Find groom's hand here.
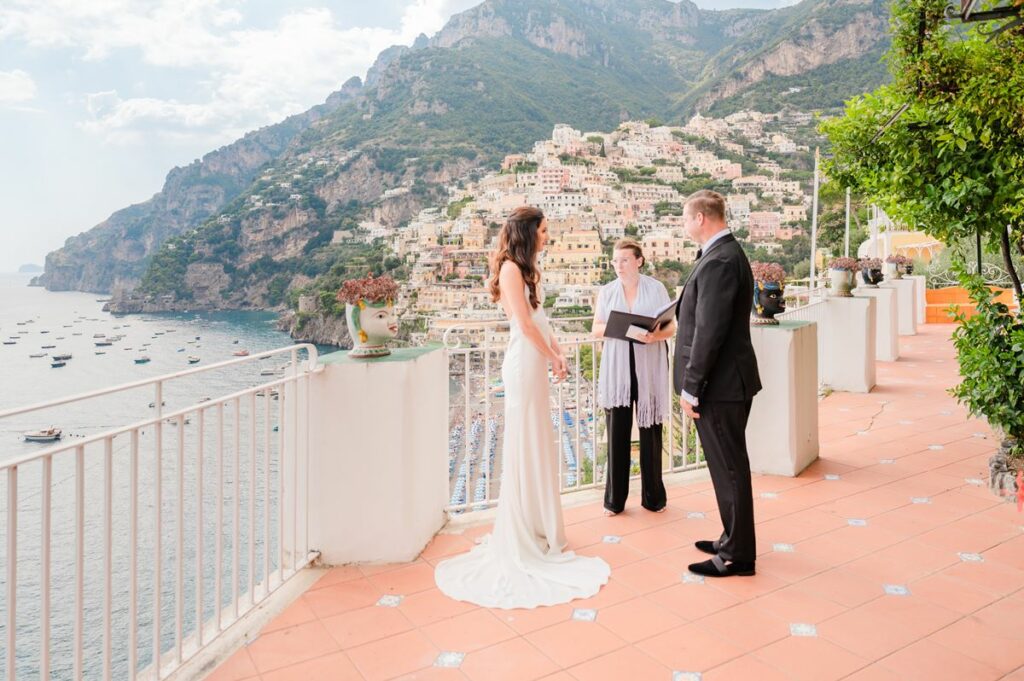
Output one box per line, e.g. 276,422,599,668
680,396,700,420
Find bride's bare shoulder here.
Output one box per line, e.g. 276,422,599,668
499,260,523,282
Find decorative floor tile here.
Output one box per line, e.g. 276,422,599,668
856,431,869,436
672,672,702,681
883,584,910,596
911,497,931,504
958,552,984,563
572,608,598,622
847,519,868,527
880,459,896,464
789,623,818,637
377,594,403,607
972,433,987,438
682,572,705,584
965,478,984,486
602,535,622,544
899,420,914,425
760,492,779,499
928,445,944,451
773,543,795,553
434,651,465,668
687,512,706,519
825,474,841,481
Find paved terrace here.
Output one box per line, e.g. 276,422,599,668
205,324,1024,681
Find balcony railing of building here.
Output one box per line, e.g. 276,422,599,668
0,345,318,681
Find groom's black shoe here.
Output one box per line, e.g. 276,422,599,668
688,557,755,578
695,540,718,556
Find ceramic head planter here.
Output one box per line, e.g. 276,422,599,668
859,256,884,288
750,261,786,325
828,257,858,297
884,254,907,280
336,274,400,358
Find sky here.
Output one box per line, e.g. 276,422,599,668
0,0,797,274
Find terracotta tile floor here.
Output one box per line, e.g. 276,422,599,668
205,325,1024,681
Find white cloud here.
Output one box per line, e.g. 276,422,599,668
0,69,37,103
0,0,472,143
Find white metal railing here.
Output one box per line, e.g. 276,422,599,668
0,345,319,681
442,318,703,513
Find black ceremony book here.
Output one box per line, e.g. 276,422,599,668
604,297,678,343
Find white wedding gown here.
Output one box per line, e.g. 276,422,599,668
435,284,610,609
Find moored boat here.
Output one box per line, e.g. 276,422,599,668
24,427,62,442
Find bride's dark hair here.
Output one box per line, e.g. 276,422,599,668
489,206,544,309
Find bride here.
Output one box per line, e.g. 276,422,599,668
434,206,610,609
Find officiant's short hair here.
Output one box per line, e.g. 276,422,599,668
612,238,644,262
685,190,726,223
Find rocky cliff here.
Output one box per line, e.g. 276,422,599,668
44,0,892,333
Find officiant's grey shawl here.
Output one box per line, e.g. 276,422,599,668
596,275,672,428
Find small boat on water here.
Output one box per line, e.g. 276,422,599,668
188,356,201,364
41,344,56,349
29,352,47,358
148,401,166,408
176,348,185,352
40,330,49,334
24,427,62,442
52,353,72,361
95,340,112,346
95,351,106,355
51,361,66,368
93,334,105,338
72,332,82,336
233,349,250,357
260,368,276,376
134,356,151,364
2,340,16,345
198,396,211,403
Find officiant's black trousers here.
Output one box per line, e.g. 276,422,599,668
694,398,756,563
604,344,667,514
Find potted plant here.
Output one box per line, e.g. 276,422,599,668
750,261,787,325
859,256,884,287
884,254,907,280
950,266,1024,499
336,273,400,358
827,257,858,297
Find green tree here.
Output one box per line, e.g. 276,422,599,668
820,0,1024,298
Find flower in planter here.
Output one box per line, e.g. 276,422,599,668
827,257,858,297
884,254,909,279
749,261,786,324
828,256,859,271
336,273,400,306
335,273,400,358
859,257,884,287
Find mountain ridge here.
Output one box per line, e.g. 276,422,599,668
35,0,891,304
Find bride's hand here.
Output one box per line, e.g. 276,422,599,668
552,354,568,382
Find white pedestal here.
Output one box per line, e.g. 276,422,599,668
882,279,918,336
747,321,819,476
820,297,876,393
906,275,927,325
854,287,899,361
307,347,449,564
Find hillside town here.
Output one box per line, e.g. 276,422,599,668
323,110,821,342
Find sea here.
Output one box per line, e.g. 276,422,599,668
0,271,336,679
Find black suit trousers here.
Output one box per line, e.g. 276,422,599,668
604,344,667,513
694,398,756,562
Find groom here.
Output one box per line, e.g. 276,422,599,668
673,190,761,577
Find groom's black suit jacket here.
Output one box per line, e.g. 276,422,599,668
673,233,762,402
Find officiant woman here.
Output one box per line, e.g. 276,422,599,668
592,239,674,516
